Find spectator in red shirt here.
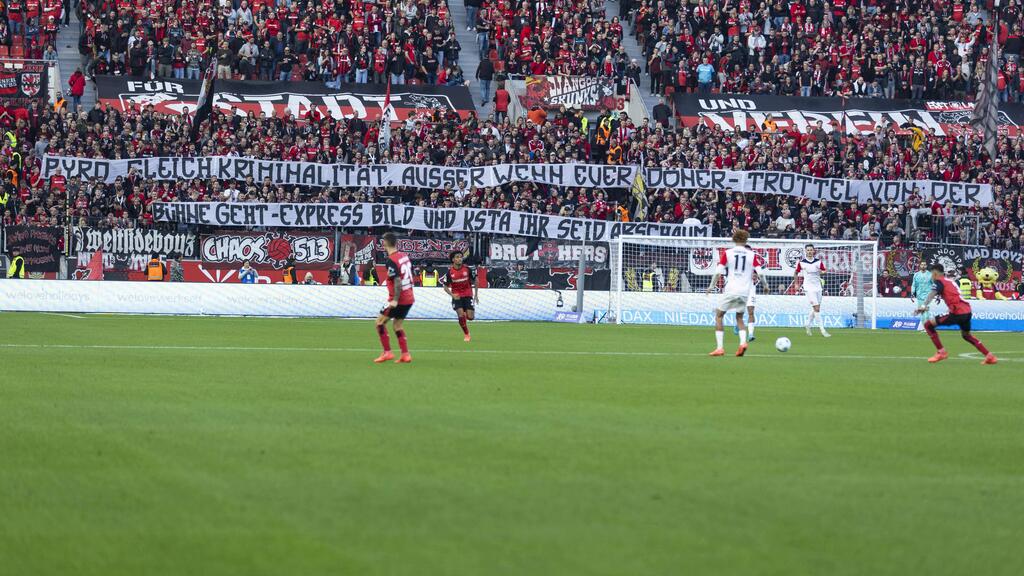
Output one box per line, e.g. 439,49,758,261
68,68,87,113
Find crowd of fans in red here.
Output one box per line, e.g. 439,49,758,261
0,0,1021,255
60,0,1024,107
2,96,1021,252
628,0,1024,102
5,0,1024,103
73,0,469,86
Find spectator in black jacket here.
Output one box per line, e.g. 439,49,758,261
157,38,176,79
652,97,672,128
476,58,494,105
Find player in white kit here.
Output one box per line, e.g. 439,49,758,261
794,244,831,337
707,230,764,357
734,282,757,341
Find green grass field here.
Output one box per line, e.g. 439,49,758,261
2,313,1023,575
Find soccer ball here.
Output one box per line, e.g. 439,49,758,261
775,337,792,352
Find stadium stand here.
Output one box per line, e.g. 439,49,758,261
75,0,465,85
628,0,1010,100
0,0,1020,256
2,100,1020,251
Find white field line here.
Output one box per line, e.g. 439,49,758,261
1,343,1020,362
41,312,86,319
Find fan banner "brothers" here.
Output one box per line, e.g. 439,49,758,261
153,203,711,242
42,155,992,206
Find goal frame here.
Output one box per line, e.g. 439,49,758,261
612,236,879,329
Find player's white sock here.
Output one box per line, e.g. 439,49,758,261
807,311,816,326
715,331,724,349
817,313,826,330
747,321,755,337
739,330,747,346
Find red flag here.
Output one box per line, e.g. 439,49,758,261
84,250,104,281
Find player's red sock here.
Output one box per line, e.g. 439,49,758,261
963,333,990,355
395,330,409,354
377,325,391,352
924,322,943,350
458,316,469,335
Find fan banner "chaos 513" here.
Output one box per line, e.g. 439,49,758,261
153,203,712,242
43,155,992,206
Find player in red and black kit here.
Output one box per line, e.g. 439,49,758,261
374,233,415,364
443,251,479,342
915,263,998,365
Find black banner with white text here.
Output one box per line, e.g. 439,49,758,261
675,93,1024,137
0,61,49,107
3,226,62,272
94,77,475,121
73,228,198,258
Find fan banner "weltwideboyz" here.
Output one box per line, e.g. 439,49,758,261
42,155,992,206
152,203,711,242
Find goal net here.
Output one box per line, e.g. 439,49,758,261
607,237,878,329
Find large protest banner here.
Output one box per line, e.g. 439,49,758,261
152,203,711,242
94,77,475,121
675,93,1024,137
43,155,992,206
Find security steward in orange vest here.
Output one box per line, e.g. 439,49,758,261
595,111,613,146
606,138,623,164
282,257,297,284
146,253,166,281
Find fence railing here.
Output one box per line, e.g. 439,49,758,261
908,211,981,247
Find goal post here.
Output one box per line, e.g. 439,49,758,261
609,236,879,329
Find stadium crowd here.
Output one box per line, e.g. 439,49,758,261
73,0,469,86
77,0,1005,103
0,0,65,59
1,95,1021,252
64,0,1024,105
0,0,1020,254
627,0,1021,101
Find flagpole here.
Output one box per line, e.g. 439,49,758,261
378,76,393,155
841,95,847,137
971,1,1000,160
994,1,1000,157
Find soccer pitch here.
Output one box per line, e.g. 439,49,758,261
2,313,1023,575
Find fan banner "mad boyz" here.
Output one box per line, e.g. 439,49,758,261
43,156,992,206
152,203,711,242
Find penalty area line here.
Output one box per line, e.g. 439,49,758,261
0,343,1020,362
